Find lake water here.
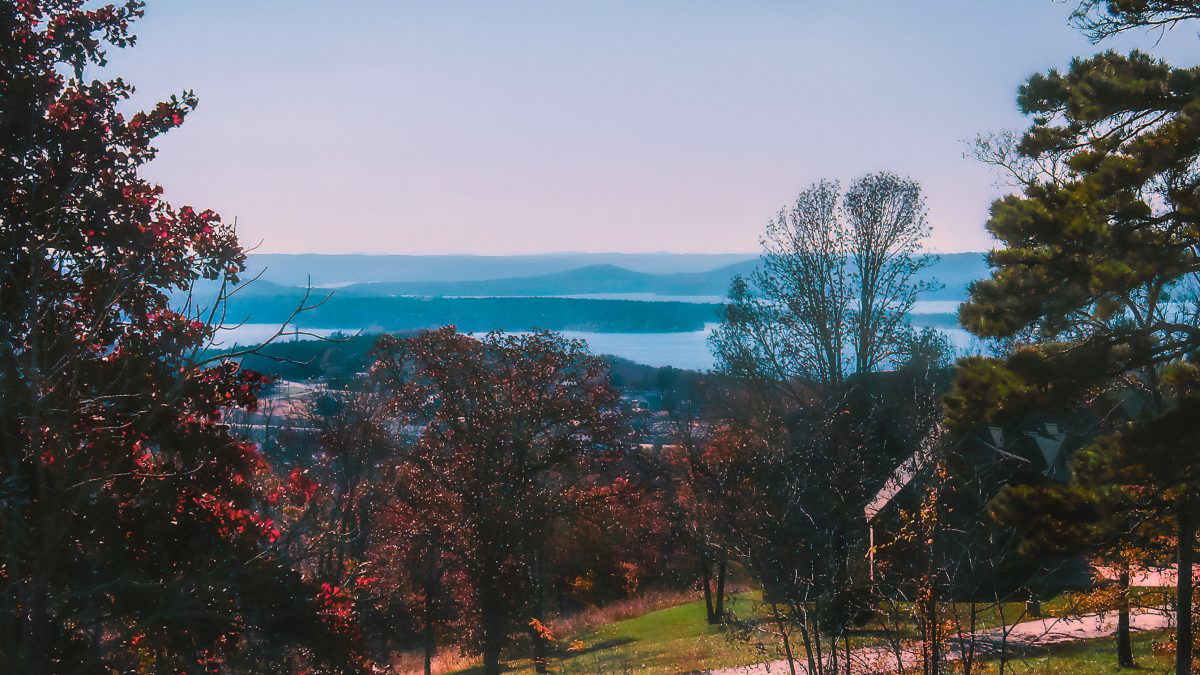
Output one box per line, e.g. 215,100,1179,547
912,300,961,314
215,322,721,370
392,295,961,312
214,296,970,372
219,321,977,372
515,325,721,370
209,324,359,349
530,326,975,371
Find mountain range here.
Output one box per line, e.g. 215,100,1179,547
228,252,988,302
243,252,760,287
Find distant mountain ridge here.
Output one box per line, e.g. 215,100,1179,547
333,262,757,297
230,252,988,301
244,252,759,287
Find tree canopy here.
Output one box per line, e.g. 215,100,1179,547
0,1,349,670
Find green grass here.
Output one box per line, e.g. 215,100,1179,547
451,590,1178,673
474,592,770,674
466,593,1069,673
973,629,1175,673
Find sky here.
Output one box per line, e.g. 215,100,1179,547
99,1,1199,255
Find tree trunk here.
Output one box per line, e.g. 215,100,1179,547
529,547,550,674
927,588,940,675
963,602,977,675
775,603,799,675
424,588,436,675
714,549,728,623
797,607,817,675
701,552,716,624
844,633,851,675
829,629,839,674
478,562,505,675
1117,562,1134,668
21,575,51,675
812,608,825,675
1177,498,1195,675
482,627,503,675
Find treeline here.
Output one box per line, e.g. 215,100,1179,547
214,318,958,386
221,294,721,334
212,331,700,391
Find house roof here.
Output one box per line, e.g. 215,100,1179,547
865,424,942,523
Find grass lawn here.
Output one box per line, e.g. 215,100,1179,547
449,589,1176,673
473,591,769,674
973,629,1175,673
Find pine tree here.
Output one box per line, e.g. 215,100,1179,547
950,31,1200,671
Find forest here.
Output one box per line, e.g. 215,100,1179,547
4,1,1200,674
219,295,722,334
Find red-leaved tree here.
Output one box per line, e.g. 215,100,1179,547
0,1,353,670
662,423,757,625
370,327,629,674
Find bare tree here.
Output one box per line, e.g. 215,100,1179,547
711,171,938,391
707,172,943,673
844,173,938,375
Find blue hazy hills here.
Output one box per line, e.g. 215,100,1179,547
241,252,760,287
194,252,987,335
232,252,986,301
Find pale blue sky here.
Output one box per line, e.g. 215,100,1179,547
101,1,1198,254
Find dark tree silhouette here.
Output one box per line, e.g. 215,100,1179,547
0,1,351,670
953,27,1200,671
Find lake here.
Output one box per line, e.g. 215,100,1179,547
219,320,978,372
210,324,359,349
215,297,972,372
368,295,961,312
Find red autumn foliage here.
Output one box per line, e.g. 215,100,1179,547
660,422,761,623
369,327,635,674
0,1,356,670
